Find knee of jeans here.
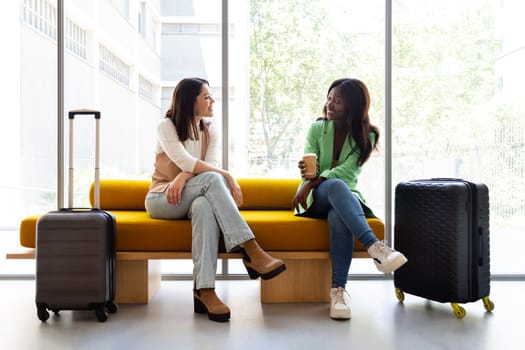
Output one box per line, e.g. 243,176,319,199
326,178,348,193
201,171,228,189
199,171,223,183
145,197,168,219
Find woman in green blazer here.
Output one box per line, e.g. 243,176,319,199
292,78,407,320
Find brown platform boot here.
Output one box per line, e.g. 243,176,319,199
241,239,287,280
193,288,230,322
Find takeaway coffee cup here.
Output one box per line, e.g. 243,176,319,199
302,153,317,177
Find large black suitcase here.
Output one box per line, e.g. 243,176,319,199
35,110,117,322
393,178,494,318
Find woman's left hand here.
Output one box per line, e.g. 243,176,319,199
292,182,311,213
291,176,324,213
224,172,243,207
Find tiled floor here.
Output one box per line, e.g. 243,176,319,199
1,278,523,350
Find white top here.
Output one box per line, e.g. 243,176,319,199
155,117,220,172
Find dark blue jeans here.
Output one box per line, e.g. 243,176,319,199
305,178,378,288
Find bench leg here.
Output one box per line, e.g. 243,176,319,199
260,258,331,303
115,259,161,304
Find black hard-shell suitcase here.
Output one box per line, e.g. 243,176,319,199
35,110,117,322
393,178,494,318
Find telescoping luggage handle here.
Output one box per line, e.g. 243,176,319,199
67,109,101,209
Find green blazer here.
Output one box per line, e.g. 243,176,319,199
299,119,376,217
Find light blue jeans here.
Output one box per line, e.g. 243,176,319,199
144,172,254,289
305,178,378,288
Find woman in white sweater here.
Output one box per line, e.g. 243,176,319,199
145,78,286,322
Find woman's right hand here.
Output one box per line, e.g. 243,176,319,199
298,159,306,176
166,172,193,205
298,159,319,180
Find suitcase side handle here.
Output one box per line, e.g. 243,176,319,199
478,226,485,266
67,110,101,209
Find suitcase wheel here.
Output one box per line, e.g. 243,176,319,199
36,303,49,322
451,303,466,319
395,288,405,303
95,306,109,322
482,296,494,312
105,301,118,314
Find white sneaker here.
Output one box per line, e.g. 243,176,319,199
368,241,408,274
330,287,351,320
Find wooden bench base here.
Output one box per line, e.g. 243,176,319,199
7,250,368,304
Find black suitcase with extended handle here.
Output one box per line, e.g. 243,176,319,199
393,178,494,318
35,109,117,322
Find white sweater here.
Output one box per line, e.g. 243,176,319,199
155,117,220,172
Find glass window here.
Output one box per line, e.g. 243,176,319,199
0,0,162,275
392,0,525,274
109,0,130,20
158,0,222,274
99,44,131,86
1,0,523,278
229,0,385,213
226,0,385,274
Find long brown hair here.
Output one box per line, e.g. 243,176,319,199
322,78,380,166
165,77,209,142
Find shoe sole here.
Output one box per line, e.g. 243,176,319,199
245,263,287,280
375,255,408,274
330,310,351,320
194,297,230,322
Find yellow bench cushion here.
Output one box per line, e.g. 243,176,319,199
19,178,384,252
20,211,383,251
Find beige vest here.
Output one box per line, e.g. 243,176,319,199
149,128,209,193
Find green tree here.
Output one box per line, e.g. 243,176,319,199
392,0,498,159
249,0,340,173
